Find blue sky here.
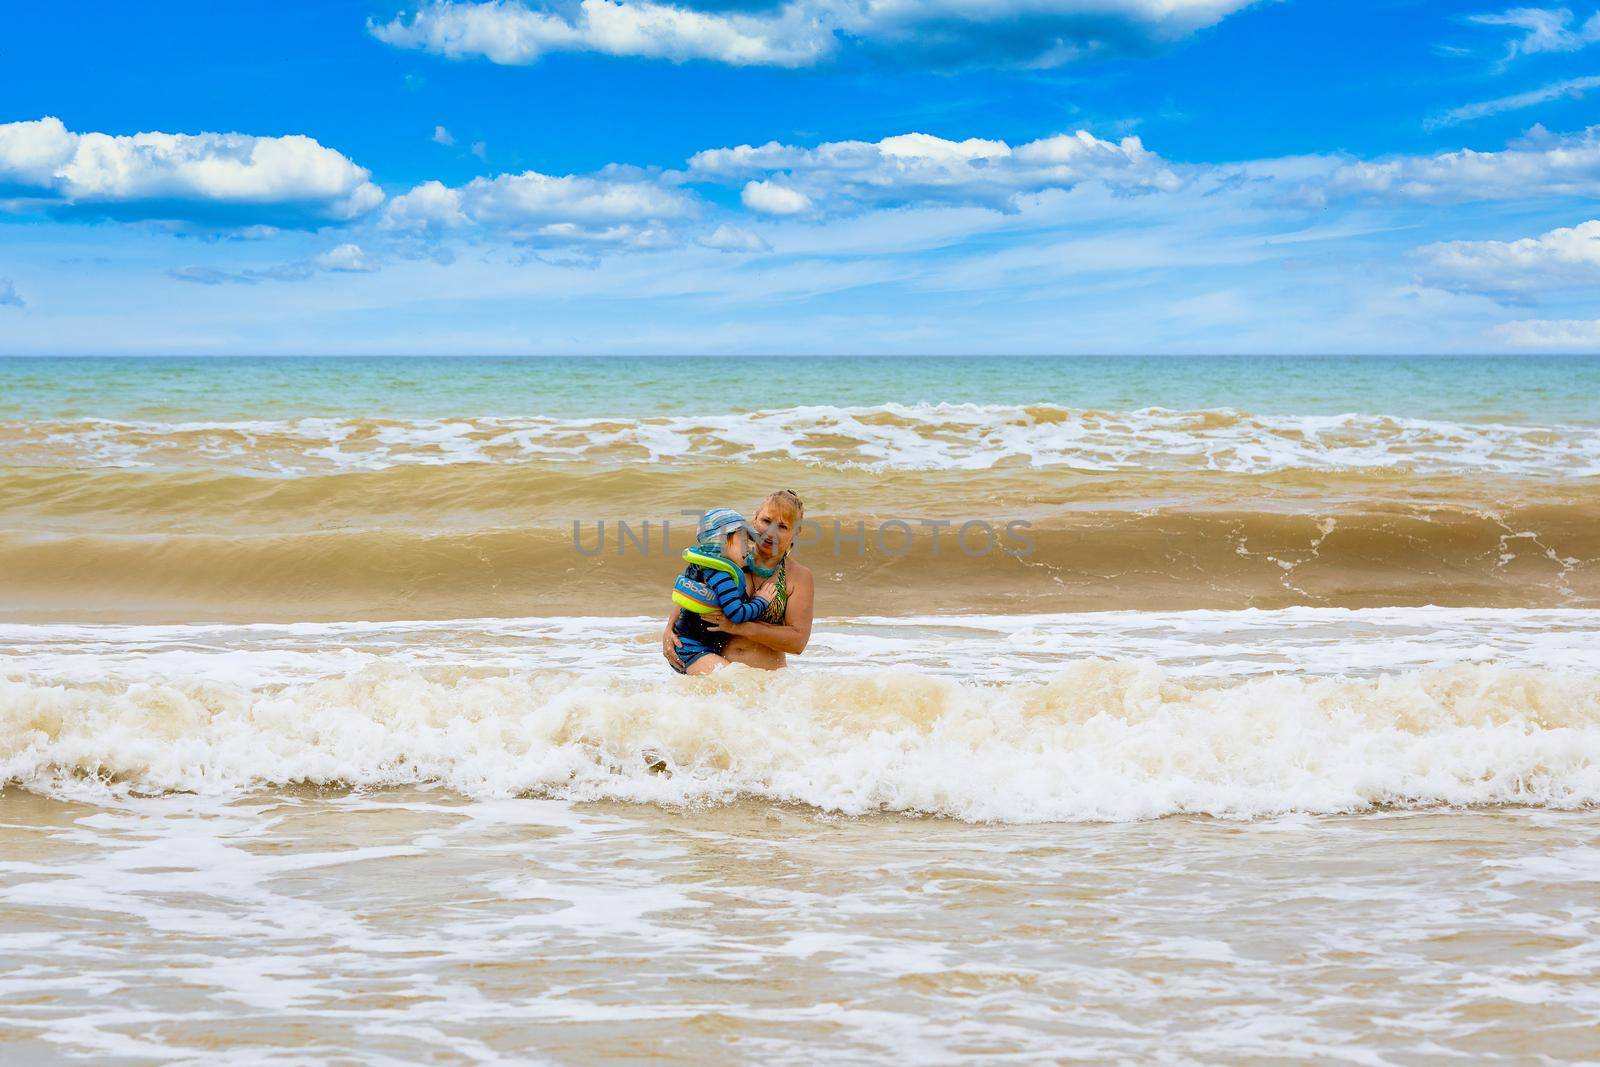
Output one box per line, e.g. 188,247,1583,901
3,0,1600,353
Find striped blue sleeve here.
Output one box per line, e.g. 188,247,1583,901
706,568,769,623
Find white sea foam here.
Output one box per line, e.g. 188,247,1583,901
4,607,1594,683
3,610,1597,822
11,404,1600,475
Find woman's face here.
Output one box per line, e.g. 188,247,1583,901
752,503,797,560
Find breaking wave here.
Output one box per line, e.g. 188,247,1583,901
5,660,1598,822
4,497,1595,620
6,404,1599,475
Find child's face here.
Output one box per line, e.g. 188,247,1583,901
725,528,749,560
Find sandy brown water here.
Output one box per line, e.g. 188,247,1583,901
4,790,1599,1064
4,399,1599,622
3,461,1597,622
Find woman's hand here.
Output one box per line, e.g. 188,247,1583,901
662,616,686,671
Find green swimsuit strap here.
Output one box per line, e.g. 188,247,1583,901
759,558,788,623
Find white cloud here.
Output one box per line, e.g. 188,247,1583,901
0,117,382,224
471,140,488,160
0,278,23,307
695,224,772,252
695,130,1180,216
1429,74,1600,128
741,180,813,215
384,168,697,246
370,0,1257,70
0,117,78,185
382,180,470,229
378,126,1183,251
371,0,830,67
533,221,676,247
830,0,1258,65
1470,6,1600,62
171,243,382,285
314,243,380,272
433,125,456,146
1421,218,1600,294
1321,124,1600,203
1489,317,1600,348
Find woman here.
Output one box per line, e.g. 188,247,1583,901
662,490,814,672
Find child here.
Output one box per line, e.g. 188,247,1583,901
669,508,779,675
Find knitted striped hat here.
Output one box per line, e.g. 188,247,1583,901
696,507,752,544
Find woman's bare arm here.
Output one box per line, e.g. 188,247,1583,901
706,564,814,655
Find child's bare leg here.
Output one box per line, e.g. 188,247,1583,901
686,653,730,675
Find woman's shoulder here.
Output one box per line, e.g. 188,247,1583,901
786,558,814,585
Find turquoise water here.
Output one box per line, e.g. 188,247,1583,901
2,354,1597,423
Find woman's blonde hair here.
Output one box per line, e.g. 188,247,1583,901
761,489,805,523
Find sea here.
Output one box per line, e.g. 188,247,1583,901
2,354,1598,1063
